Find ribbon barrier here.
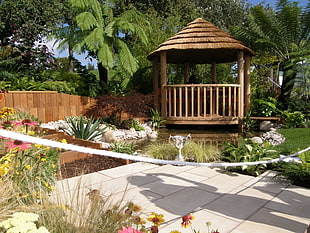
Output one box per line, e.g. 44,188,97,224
0,129,309,168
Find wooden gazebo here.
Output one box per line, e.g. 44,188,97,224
147,18,255,125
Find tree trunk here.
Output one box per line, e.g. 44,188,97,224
98,62,108,94
68,45,74,73
278,64,297,110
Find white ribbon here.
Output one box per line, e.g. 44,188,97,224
0,129,308,167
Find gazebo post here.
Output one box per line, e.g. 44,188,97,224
244,54,251,114
160,51,167,118
211,61,217,83
184,62,190,84
152,58,159,110
237,50,244,118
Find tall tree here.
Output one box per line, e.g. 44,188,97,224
0,0,65,78
194,0,248,31
232,0,310,110
69,0,149,93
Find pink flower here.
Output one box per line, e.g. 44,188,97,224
6,140,32,152
118,226,143,233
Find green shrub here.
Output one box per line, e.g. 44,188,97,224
222,138,280,176
143,141,221,163
275,152,310,188
143,142,178,160
252,97,279,117
62,116,106,141
280,111,305,128
110,141,136,154
182,142,221,163
150,108,166,129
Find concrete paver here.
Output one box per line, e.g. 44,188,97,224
52,162,310,233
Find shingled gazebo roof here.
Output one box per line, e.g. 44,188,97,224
147,18,255,64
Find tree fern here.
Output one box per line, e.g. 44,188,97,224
69,0,150,89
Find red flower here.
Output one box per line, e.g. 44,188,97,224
22,119,39,127
181,213,194,228
6,140,31,152
150,225,159,233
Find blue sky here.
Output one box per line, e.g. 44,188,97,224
249,0,308,7
49,0,309,66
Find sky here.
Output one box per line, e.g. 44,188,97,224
47,0,309,67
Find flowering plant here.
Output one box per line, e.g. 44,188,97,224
118,203,219,233
0,212,49,233
0,107,60,200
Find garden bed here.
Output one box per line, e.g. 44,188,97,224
59,155,128,179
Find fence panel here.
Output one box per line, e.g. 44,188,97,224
0,91,95,122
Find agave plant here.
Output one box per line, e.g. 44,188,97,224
62,116,106,141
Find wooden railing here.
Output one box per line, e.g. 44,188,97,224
162,84,241,121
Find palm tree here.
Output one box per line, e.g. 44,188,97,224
232,0,310,110
69,0,149,93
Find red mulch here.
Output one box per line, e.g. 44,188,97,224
59,155,126,179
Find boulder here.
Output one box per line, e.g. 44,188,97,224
260,121,274,131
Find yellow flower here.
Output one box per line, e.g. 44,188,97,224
35,144,42,149
25,165,31,170
147,212,165,226
60,139,67,144
28,131,35,135
170,231,182,233
1,107,14,116
50,164,56,169
41,158,46,162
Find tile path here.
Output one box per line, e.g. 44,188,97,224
52,162,310,233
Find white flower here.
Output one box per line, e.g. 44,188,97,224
0,212,49,233
0,219,12,229
12,212,39,223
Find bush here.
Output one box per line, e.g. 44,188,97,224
110,141,136,154
281,111,305,128
142,141,221,163
222,138,280,176
85,92,154,120
62,116,106,141
275,151,310,188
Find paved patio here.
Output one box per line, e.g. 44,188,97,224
52,162,310,233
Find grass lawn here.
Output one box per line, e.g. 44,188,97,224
274,128,310,154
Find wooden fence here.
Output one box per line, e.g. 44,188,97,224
0,91,96,122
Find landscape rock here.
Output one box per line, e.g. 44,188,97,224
260,121,274,131
251,136,263,144
261,131,285,145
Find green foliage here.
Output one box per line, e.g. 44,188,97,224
110,141,136,154
70,0,150,90
243,111,257,132
275,151,310,188
143,141,221,163
129,119,145,131
222,138,280,176
142,142,178,160
150,108,166,129
281,111,305,128
252,97,279,117
232,1,310,110
0,0,65,77
62,116,106,141
182,142,221,163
